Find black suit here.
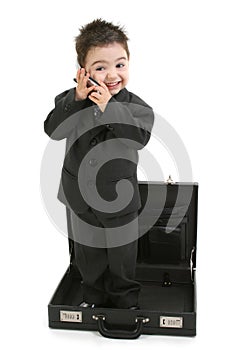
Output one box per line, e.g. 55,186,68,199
44,87,154,307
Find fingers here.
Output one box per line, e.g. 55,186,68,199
75,70,111,104
89,85,105,97
88,90,103,104
87,85,96,94
88,87,111,105
75,68,93,100
97,80,109,93
76,68,88,86
89,91,101,99
98,80,107,88
76,68,82,83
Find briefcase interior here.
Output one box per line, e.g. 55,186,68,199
48,181,198,338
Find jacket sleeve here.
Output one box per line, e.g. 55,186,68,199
44,88,87,140
96,95,155,150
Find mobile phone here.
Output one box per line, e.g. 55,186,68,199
73,74,100,87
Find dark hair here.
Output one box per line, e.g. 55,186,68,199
75,19,130,67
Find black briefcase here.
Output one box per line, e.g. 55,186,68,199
48,180,198,339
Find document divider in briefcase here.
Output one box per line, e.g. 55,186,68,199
48,180,198,339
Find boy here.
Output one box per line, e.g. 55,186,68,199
44,19,154,309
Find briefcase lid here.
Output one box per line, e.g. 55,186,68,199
138,180,198,269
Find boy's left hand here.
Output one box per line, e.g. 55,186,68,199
88,81,112,112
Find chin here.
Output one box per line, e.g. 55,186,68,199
110,89,120,96
109,85,125,95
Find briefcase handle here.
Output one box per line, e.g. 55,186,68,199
92,314,149,339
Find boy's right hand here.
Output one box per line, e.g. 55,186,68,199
75,68,96,101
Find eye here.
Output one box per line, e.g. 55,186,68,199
116,63,125,68
96,66,105,71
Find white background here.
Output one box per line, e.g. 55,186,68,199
1,0,233,348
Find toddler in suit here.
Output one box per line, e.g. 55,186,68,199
44,19,154,309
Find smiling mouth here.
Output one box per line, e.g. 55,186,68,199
105,81,121,88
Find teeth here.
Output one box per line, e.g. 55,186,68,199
106,82,119,87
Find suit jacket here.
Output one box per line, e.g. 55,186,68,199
44,87,154,218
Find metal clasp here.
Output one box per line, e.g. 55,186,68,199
162,272,172,287
135,316,150,324
92,314,106,321
190,247,195,281
166,175,174,184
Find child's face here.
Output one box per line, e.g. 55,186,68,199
84,42,129,96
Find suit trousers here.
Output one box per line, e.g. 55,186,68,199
67,207,141,308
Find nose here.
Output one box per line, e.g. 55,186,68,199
106,67,118,80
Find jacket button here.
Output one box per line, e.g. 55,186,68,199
106,124,114,131
89,159,98,167
93,107,101,118
64,104,71,112
90,138,97,146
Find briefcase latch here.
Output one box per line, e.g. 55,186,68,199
162,272,172,287
166,175,174,185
